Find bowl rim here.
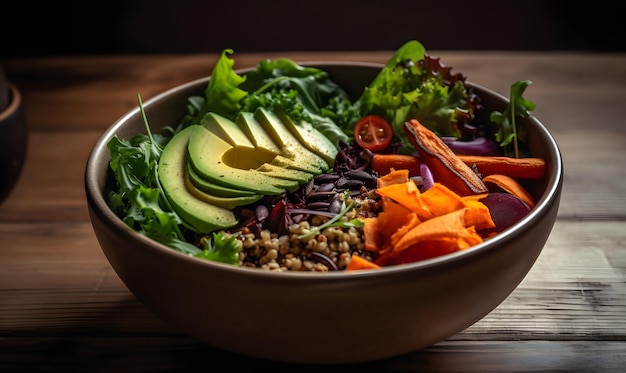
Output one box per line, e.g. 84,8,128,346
85,60,563,280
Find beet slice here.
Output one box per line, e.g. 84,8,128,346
479,192,531,235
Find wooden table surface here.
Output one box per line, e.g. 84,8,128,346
1,51,625,372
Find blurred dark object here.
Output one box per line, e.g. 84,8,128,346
0,69,28,203
0,67,8,110
1,0,624,58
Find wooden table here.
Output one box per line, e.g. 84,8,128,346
1,51,625,372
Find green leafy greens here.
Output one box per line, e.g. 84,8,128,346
105,40,536,266
490,80,536,158
107,94,240,265
343,40,481,154
180,49,351,145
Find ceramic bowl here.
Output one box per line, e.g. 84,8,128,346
0,71,28,203
85,62,563,364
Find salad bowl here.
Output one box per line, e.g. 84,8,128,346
85,55,562,364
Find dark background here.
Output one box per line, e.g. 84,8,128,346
2,0,624,58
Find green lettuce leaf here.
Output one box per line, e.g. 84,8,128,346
350,40,474,154
195,232,241,265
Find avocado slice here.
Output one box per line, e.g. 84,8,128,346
188,125,299,194
157,126,238,233
274,108,338,166
254,108,330,173
202,112,255,148
201,112,274,170
238,111,324,174
236,111,282,155
256,163,314,183
200,112,315,187
183,170,263,209
187,164,260,198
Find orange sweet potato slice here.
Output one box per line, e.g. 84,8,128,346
404,119,488,196
482,173,536,208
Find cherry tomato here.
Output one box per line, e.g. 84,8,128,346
353,115,393,151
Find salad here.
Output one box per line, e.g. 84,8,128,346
106,40,541,271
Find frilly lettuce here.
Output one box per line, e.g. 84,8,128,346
345,40,481,154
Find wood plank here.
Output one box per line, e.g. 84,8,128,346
0,131,102,222
1,339,624,372
552,129,626,218
467,222,626,339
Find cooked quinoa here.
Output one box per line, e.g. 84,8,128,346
230,189,383,272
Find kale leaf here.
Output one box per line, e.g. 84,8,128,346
180,51,351,145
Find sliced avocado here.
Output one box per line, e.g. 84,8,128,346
202,112,255,148
183,170,263,209
202,111,277,170
254,108,330,173
237,110,324,174
256,163,314,183
236,111,282,155
157,126,238,233
274,108,338,166
204,111,315,185
269,154,321,174
188,125,299,194
187,164,260,198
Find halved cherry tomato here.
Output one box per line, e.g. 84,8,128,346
354,115,393,151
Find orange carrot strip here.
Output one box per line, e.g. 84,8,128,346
391,208,483,255
461,197,496,231
363,194,419,253
372,154,421,177
393,238,473,264
375,180,428,216
377,168,410,188
458,155,546,179
346,255,381,271
387,212,421,255
362,217,382,252
482,174,536,208
379,198,416,240
420,183,494,230
418,182,466,220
